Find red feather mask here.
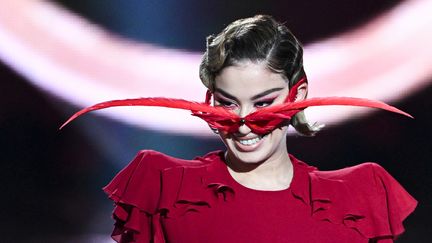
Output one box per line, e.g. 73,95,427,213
60,78,412,134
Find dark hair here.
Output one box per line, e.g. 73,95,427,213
199,15,322,136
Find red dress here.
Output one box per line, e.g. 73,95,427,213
103,150,417,243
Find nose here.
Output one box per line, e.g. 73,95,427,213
237,107,252,135
238,123,252,135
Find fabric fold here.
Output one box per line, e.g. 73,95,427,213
290,160,418,241
103,150,417,242
158,151,235,218
103,150,164,243
103,150,236,242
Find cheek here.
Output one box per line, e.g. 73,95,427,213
268,127,288,144
217,130,231,144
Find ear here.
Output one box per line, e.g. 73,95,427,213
295,82,308,101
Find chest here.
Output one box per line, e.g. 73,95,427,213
160,189,368,243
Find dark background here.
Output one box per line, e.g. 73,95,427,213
1,0,429,242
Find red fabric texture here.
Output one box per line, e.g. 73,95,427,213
103,150,417,243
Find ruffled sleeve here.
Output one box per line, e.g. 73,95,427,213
369,163,417,242
306,162,417,242
102,150,234,243
103,150,165,243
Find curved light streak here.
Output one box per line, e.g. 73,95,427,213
0,0,431,136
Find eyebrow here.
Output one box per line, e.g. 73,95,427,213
214,87,285,101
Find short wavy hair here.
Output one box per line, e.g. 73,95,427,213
199,15,322,136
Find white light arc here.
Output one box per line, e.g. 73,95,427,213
0,0,431,136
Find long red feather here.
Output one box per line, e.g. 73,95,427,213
59,98,236,129
60,96,413,130
251,97,413,118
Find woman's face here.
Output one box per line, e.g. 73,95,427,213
214,60,303,164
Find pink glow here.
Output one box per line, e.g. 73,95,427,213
0,0,431,136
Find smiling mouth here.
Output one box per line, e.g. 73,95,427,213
238,136,262,145
235,133,270,146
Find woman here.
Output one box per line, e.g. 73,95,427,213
63,15,416,242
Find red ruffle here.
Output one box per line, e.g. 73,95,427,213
103,150,235,243
158,163,234,218
103,151,164,242
104,150,416,242
291,159,417,241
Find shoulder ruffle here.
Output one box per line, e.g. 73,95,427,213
159,153,235,218
103,150,165,242
104,151,416,242
291,160,417,241
103,150,234,243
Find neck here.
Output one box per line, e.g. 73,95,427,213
225,139,293,190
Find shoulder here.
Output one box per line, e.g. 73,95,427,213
103,150,222,211
307,161,417,241
311,162,413,199
103,150,224,242
311,162,386,185
102,150,205,200
127,149,210,171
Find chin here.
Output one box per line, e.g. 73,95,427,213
230,149,269,164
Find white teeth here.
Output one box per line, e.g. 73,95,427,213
239,137,261,145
